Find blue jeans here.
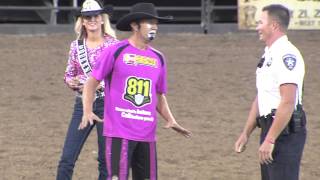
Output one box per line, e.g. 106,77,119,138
56,97,107,180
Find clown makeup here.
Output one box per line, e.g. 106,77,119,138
138,19,158,42
147,30,156,40
146,24,157,40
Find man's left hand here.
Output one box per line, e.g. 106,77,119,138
164,121,191,138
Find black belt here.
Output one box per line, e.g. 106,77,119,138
95,88,104,98
76,88,104,98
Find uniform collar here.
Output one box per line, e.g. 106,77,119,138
265,35,288,53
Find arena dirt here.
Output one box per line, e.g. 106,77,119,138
1,31,320,180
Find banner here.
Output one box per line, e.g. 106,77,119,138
238,0,320,30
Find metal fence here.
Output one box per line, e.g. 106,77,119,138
201,0,237,33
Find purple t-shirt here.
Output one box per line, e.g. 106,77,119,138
92,39,167,142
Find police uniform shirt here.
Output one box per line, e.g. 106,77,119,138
256,35,305,116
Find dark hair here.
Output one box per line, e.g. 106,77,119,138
130,19,142,31
262,4,290,30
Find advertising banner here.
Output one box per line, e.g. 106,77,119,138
238,0,320,29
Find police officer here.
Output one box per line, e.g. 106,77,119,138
234,4,306,180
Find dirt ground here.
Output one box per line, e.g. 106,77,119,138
0,30,320,180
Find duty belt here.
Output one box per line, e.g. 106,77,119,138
256,107,306,135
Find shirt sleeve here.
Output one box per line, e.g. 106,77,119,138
276,52,301,86
64,41,78,84
156,55,168,94
91,46,115,81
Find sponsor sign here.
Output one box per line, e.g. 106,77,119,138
238,0,320,29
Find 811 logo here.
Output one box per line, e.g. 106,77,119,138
123,76,152,107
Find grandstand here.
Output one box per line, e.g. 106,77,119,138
0,0,238,34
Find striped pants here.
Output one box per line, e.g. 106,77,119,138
105,137,157,180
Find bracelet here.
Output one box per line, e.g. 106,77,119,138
265,138,275,144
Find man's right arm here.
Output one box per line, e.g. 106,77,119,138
243,95,259,136
234,95,259,152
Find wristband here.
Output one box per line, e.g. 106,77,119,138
265,138,275,144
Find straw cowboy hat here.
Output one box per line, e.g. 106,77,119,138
116,3,173,31
79,0,113,16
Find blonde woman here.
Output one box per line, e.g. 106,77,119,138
56,0,118,179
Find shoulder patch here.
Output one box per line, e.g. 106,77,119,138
283,54,297,71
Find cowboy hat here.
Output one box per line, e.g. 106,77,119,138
116,3,173,31
79,0,113,16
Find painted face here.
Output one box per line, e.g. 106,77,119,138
138,19,159,42
82,14,103,32
256,11,273,42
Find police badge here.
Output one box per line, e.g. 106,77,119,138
283,54,297,70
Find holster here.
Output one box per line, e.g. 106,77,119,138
256,106,306,135
290,104,306,133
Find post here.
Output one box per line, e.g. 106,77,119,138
73,0,78,8
201,0,214,34
50,0,59,25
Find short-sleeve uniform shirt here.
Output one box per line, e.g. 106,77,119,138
256,35,305,116
92,39,167,142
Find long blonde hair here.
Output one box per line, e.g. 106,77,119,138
74,13,116,40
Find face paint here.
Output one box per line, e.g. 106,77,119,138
146,23,157,41
147,30,156,41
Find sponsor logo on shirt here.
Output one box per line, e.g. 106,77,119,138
123,53,157,68
123,76,152,107
115,107,154,122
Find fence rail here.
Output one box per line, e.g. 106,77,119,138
0,1,238,34
0,6,202,11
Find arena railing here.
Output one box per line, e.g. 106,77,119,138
0,2,238,34
201,0,237,33
0,6,201,24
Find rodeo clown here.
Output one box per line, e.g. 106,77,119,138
79,2,191,180
235,4,306,180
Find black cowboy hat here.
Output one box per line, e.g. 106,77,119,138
116,3,173,31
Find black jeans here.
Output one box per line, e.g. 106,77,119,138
56,97,106,180
260,120,307,180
